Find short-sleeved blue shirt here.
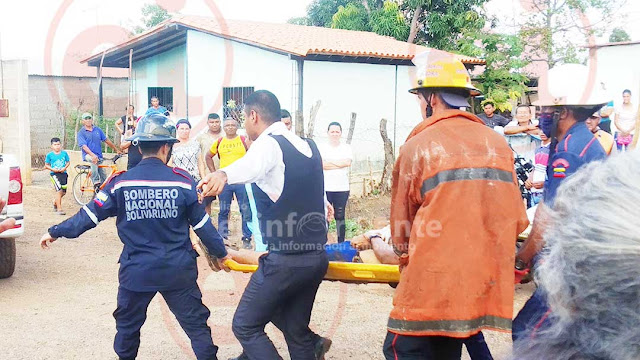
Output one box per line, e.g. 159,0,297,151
77,126,107,160
600,100,614,123
543,122,607,206
45,151,70,175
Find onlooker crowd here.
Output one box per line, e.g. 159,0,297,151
64,98,356,251
480,88,640,208
43,54,640,360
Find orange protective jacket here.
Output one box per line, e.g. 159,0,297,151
389,109,528,337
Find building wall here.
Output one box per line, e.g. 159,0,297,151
395,64,422,146
129,32,423,173
0,60,31,183
185,30,295,133
303,61,421,172
132,45,187,119
29,75,129,165
594,45,640,133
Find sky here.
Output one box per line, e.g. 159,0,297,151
0,0,639,76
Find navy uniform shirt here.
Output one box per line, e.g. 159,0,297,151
49,157,227,292
543,122,607,207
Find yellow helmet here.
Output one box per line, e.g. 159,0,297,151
409,50,481,96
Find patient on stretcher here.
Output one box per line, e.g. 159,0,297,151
225,225,400,265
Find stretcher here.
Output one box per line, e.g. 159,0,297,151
518,225,531,240
224,259,401,284
518,205,537,241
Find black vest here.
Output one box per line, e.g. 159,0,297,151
251,135,327,253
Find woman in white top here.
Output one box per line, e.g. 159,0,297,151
319,122,353,243
614,89,638,152
169,119,206,182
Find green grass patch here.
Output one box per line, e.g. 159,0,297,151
328,219,362,239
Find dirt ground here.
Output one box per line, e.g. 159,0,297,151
0,171,534,359
347,195,392,231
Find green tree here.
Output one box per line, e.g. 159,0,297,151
288,0,353,27
288,17,312,26
609,27,631,43
331,3,371,31
458,31,529,111
296,0,488,47
330,1,409,41
293,0,529,110
402,0,488,46
369,1,410,40
133,4,172,34
520,0,626,67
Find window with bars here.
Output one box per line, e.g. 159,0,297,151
147,87,174,111
223,87,254,124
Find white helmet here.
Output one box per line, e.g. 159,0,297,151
533,63,611,107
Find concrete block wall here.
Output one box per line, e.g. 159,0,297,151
29,75,129,166
0,60,32,184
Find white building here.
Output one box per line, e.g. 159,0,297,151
83,15,483,172
590,41,640,112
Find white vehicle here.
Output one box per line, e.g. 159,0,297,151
0,153,24,278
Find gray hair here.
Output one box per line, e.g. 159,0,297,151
224,117,239,125
513,150,640,360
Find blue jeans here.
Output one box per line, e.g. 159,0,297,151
615,132,633,152
218,183,252,239
530,192,543,206
84,154,106,185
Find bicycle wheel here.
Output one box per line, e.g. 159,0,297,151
72,171,95,206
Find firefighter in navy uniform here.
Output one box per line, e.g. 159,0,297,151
40,113,232,360
513,64,609,342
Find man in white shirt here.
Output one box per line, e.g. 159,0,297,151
199,90,332,360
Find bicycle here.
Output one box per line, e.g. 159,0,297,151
72,154,124,206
